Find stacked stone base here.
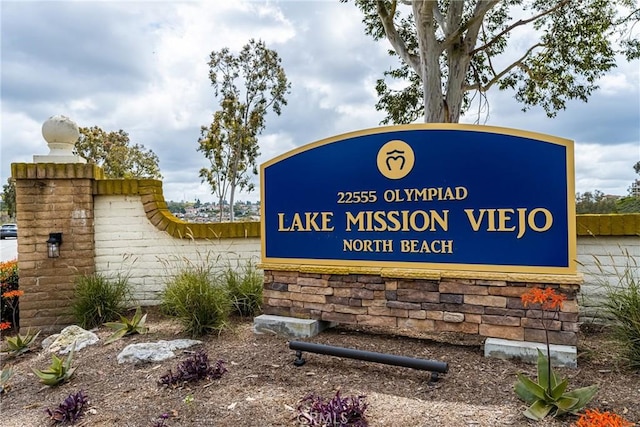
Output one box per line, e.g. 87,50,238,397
263,270,580,346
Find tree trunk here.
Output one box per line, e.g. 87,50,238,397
229,186,236,222
445,45,469,124
413,2,446,123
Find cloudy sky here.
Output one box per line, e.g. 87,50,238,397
1,1,639,204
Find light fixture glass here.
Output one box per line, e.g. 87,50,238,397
47,232,63,258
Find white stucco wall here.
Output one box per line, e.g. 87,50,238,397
576,235,639,322
95,195,638,322
94,195,260,305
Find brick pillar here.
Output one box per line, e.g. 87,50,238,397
11,163,105,333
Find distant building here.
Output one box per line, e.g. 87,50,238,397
631,179,640,197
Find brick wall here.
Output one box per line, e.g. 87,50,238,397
12,163,104,332
262,271,580,345
11,167,260,333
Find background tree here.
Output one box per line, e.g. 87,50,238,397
1,178,16,219
75,126,162,179
198,39,289,222
575,190,618,213
345,0,640,124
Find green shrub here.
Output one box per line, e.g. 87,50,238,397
161,267,230,336
223,261,263,317
598,250,640,370
70,273,131,329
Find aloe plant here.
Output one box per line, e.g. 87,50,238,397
515,351,598,420
103,306,148,345
32,345,76,386
0,366,14,394
2,329,40,356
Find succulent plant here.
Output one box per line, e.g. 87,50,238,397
159,350,226,386
0,366,14,394
32,345,76,386
296,390,368,427
103,306,149,345
2,329,40,356
45,390,89,424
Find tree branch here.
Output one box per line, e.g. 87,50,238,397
433,2,447,35
442,0,499,49
470,0,570,55
376,0,420,73
465,42,545,92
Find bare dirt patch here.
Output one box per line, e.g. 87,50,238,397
1,309,639,427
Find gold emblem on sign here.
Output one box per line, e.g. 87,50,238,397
377,140,415,180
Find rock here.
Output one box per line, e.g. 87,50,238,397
42,325,99,354
117,339,202,364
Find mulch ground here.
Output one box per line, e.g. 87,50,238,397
1,308,638,426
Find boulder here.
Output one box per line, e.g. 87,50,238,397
42,325,99,354
117,339,202,364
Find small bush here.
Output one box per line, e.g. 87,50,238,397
70,273,131,329
161,267,230,336
159,350,226,387
599,250,640,370
223,261,263,317
296,390,368,427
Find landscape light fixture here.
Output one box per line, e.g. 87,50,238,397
47,232,63,258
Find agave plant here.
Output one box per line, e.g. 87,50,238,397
103,306,148,345
515,287,597,421
32,345,76,386
515,349,598,420
2,329,40,356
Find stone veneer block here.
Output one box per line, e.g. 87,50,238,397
484,337,577,368
253,314,333,338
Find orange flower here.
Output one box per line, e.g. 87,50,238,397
0,259,18,282
574,409,635,427
1,290,24,299
521,287,565,310
0,321,11,331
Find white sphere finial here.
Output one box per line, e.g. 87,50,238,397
42,115,79,151
34,115,86,163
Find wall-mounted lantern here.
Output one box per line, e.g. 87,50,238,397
47,232,63,258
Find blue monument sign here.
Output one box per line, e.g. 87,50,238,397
261,124,577,274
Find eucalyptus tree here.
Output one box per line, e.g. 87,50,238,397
345,0,640,124
75,127,162,179
198,39,290,222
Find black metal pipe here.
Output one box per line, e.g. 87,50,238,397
289,340,448,374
